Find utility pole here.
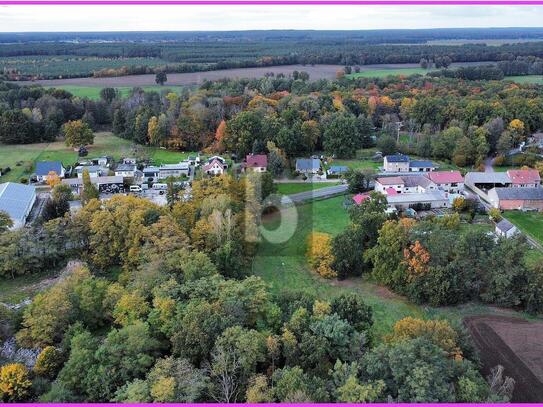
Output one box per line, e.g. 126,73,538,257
396,121,403,143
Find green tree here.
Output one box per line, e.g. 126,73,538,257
62,120,94,147
80,168,99,205
322,112,361,158
0,210,13,233
155,72,168,86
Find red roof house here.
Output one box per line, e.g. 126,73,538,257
352,193,371,205
506,169,541,187
244,154,268,172
427,171,464,185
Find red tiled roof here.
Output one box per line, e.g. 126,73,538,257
376,176,405,185
385,187,399,196
352,193,370,205
506,169,541,185
427,171,464,184
246,154,268,168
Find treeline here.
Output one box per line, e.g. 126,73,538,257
0,183,512,403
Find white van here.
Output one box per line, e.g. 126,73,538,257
129,185,142,193
152,183,168,190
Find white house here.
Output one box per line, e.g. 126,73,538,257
159,162,191,179
383,155,410,172
495,219,519,238
203,156,228,176
427,171,465,193
76,165,106,178
114,163,137,178
143,166,160,183
0,182,37,229
35,161,65,182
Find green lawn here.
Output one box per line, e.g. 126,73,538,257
504,211,543,246
252,196,533,339
505,75,543,85
327,159,381,171
275,182,340,195
347,68,429,79
0,271,56,304
45,85,184,100
0,132,197,183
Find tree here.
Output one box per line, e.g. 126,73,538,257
80,168,99,205
34,346,64,379
307,232,336,278
0,210,13,233
322,112,361,158
100,87,118,103
331,293,373,334
376,135,397,156
46,171,61,188
155,71,168,86
345,169,371,193
0,364,32,402
62,120,94,148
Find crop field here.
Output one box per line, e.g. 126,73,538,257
347,67,429,79
426,38,543,46
1,55,169,79
44,85,185,100
465,315,543,402
0,132,195,183
506,75,543,84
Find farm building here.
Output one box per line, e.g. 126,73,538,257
383,154,437,173
352,192,371,205
409,160,437,172
386,191,450,210
375,175,437,194
114,163,137,178
159,162,190,178
487,187,543,211
495,219,519,238
295,158,321,174
427,171,465,193
506,169,541,188
62,176,124,194
76,165,107,178
465,172,512,191
0,182,36,229
243,154,268,172
143,166,160,183
35,161,65,182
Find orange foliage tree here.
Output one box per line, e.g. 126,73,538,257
403,240,430,281
307,231,336,279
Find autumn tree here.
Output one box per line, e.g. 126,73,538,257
80,168,99,205
34,346,64,378
0,210,13,233
307,232,336,278
62,120,94,148
403,240,431,282
0,363,32,402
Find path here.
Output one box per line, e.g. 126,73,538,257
287,184,348,203
484,156,495,172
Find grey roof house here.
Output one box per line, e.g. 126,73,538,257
0,182,37,229
35,161,65,181
296,158,321,174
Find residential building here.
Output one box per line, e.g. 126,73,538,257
506,169,541,188
327,165,349,177
495,219,519,239
75,165,106,178
386,191,450,210
375,175,437,194
95,156,111,167
409,160,436,172
122,158,137,165
427,171,465,193
35,161,65,182
244,154,268,172
143,166,160,183
383,154,410,172
159,162,190,179
114,163,137,178
487,187,543,211
295,158,321,174
203,156,228,176
0,182,36,229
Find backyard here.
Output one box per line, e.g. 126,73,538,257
504,211,543,246
275,182,340,195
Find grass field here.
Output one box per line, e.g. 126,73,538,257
45,85,184,100
506,76,543,85
504,211,543,246
276,182,340,195
347,68,429,79
327,158,381,171
252,196,533,339
0,132,196,183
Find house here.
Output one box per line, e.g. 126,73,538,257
327,166,349,177
409,160,437,173
62,176,124,194
506,169,541,188
375,176,405,193
427,171,465,193
487,187,543,211
386,191,450,210
383,154,410,172
296,158,321,174
495,219,519,238
122,158,137,165
95,156,111,167
114,163,137,178
75,165,106,178
0,182,36,229
159,162,190,179
35,161,65,182
352,192,371,205
187,155,201,166
203,156,228,176
244,154,268,172
375,175,436,194
143,166,160,183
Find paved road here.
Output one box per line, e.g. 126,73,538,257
286,184,348,203
484,157,495,173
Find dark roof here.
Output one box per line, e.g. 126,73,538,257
116,164,137,172
385,154,410,163
246,154,268,168
296,158,320,171
0,182,36,222
496,219,516,233
328,165,349,174
493,187,543,200
410,160,436,168
35,161,63,176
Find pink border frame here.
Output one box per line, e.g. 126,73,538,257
3,0,543,3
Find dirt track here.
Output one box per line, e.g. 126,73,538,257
464,315,543,402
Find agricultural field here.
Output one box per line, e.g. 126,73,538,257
43,85,183,100
504,211,543,246
0,132,196,183
252,195,531,340
326,158,381,171
505,75,543,84
275,182,340,195
347,67,430,79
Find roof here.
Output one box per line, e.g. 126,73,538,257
403,175,434,188
143,166,160,173
203,158,227,172
376,176,405,186
0,182,36,222
296,158,320,171
160,162,190,170
246,154,268,168
385,154,410,163
410,160,436,168
492,187,543,200
328,165,349,174
35,161,63,176
428,171,464,184
465,172,511,185
496,219,516,233
206,156,226,164
385,187,399,196
386,191,448,204
62,176,124,186
116,164,136,172
76,165,103,174
506,169,541,185
352,193,371,205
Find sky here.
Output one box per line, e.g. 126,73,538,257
1,5,543,32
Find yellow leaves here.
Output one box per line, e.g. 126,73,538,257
403,240,431,281
247,95,278,109
147,116,159,146
508,118,525,134
306,231,336,279
312,300,331,318
0,363,32,402
150,377,176,402
46,171,60,188
387,317,463,360
113,291,150,326
332,95,345,111
215,120,226,142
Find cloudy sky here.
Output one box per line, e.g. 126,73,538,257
0,5,543,31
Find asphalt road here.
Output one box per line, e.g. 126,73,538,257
287,184,348,203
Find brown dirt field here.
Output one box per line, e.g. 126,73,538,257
464,315,543,402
